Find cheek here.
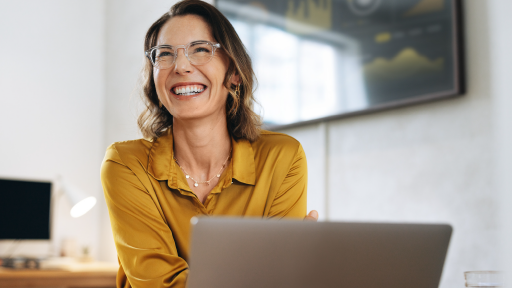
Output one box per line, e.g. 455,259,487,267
153,69,169,95
208,56,230,84
154,69,164,85
206,68,228,94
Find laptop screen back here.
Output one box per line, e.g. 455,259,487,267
188,218,452,288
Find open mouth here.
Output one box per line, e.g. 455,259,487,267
172,84,206,96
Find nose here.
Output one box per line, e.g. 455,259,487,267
174,48,194,75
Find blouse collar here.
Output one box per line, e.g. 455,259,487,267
146,128,256,189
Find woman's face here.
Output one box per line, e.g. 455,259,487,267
154,15,238,122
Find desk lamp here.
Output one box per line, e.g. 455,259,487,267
56,177,97,218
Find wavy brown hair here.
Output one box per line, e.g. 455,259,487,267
137,0,261,141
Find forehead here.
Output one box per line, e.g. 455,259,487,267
157,14,215,46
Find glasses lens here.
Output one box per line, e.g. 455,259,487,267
188,42,214,65
151,47,175,69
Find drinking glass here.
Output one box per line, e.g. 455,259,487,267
465,271,503,288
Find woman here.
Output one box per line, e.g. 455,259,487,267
101,1,317,287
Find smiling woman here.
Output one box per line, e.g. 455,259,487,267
100,1,315,287
138,4,259,142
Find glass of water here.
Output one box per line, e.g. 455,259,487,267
465,271,503,288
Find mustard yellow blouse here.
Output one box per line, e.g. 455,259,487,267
100,130,307,288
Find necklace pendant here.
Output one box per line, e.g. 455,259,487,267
194,182,199,187
186,174,190,179
206,181,210,186
217,174,220,178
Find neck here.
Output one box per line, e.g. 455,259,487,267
172,112,231,175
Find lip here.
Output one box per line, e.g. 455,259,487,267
170,82,207,100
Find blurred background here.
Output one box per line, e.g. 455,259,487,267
0,0,511,288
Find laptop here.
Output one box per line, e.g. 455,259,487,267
187,218,452,288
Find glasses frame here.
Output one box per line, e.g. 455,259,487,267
145,40,221,69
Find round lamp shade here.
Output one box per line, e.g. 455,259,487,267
70,196,97,218
59,179,97,218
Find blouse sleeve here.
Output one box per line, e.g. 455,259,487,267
267,143,308,219
101,145,188,288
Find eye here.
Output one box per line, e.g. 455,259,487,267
153,47,175,60
190,43,212,55
193,47,210,53
158,51,174,57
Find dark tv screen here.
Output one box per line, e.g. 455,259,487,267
0,179,52,240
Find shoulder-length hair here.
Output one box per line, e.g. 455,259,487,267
137,0,261,141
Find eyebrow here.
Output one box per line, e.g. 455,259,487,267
157,40,212,47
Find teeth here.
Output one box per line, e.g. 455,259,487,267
174,85,205,95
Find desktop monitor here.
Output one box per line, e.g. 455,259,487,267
0,178,52,240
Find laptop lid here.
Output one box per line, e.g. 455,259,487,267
187,218,452,288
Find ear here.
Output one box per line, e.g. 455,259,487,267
230,72,240,86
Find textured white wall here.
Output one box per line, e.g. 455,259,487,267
0,0,105,259
279,1,499,288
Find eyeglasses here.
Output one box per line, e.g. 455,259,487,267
145,40,221,69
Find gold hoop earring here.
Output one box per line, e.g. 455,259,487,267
235,84,240,97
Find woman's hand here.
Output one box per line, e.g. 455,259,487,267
304,210,319,221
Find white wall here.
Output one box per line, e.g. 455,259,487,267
279,1,498,288
489,0,512,280
0,0,105,259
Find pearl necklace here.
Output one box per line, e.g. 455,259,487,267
173,149,232,187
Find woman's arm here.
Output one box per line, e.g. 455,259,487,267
267,143,308,219
101,145,188,288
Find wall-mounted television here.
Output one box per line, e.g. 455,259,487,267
0,179,52,240
216,0,465,128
